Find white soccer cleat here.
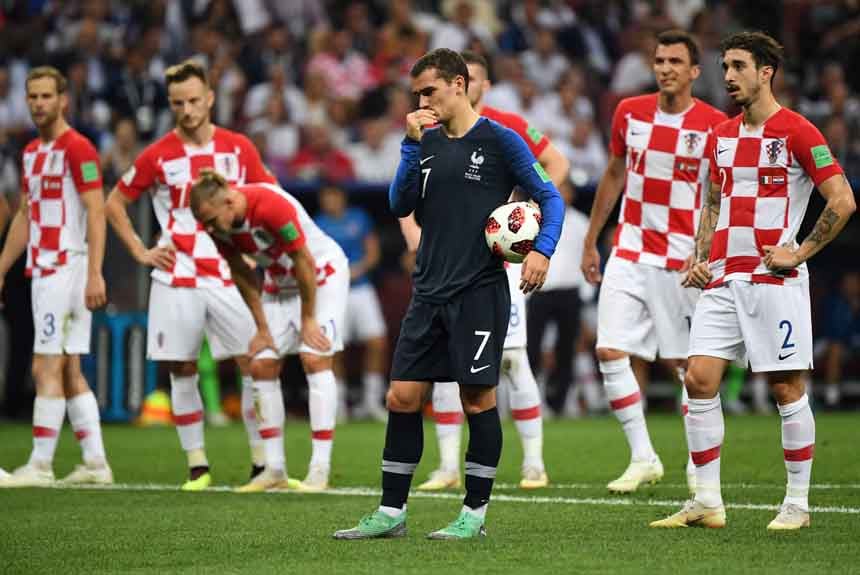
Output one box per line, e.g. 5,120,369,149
59,463,114,485
650,499,726,528
0,468,9,480
296,464,330,492
607,457,664,493
686,469,697,496
767,503,810,531
519,466,549,489
0,462,55,487
416,468,461,491
235,468,290,493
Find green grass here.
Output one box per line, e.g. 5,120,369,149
1,413,859,574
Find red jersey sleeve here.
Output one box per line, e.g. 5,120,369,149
238,134,277,185
483,107,549,158
609,101,629,158
259,194,307,254
66,136,103,194
116,146,158,201
791,117,844,186
706,129,720,185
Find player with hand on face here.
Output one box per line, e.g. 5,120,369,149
651,31,855,531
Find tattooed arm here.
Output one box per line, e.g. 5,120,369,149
763,174,856,270
683,180,722,288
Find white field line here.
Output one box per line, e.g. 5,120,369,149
34,482,860,515
493,482,860,490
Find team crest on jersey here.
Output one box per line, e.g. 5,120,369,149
215,153,240,181
684,133,701,155
466,149,484,181
765,139,785,165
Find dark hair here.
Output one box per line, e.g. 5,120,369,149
460,50,489,72
719,31,784,74
410,48,469,92
165,59,209,88
656,29,700,66
26,66,67,93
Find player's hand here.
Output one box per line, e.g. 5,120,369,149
581,244,602,285
139,245,176,270
406,109,438,141
520,251,549,294
682,261,712,288
85,273,107,310
248,328,276,357
301,316,332,352
679,254,694,273
762,244,800,271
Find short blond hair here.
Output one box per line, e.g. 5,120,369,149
190,169,228,220
165,59,209,88
26,66,67,94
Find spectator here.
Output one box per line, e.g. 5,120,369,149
306,28,376,102
825,116,860,184
609,27,658,98
431,0,496,52
287,122,356,183
822,271,860,408
557,117,608,187
108,45,168,142
346,115,401,183
520,27,570,93
532,66,595,141
101,117,141,190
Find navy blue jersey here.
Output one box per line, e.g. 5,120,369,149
314,207,374,286
389,117,564,303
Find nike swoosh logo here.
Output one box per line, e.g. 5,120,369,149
470,364,491,374
778,352,797,360
420,155,435,164
630,130,643,136
717,148,729,155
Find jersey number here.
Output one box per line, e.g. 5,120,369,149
473,330,491,361
779,320,795,350
421,168,431,198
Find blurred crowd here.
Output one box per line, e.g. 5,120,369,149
0,0,859,416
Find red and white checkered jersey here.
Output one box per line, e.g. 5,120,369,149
117,127,275,288
21,129,103,277
609,94,727,270
213,183,345,296
706,108,843,288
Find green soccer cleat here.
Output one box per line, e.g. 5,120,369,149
181,472,212,492
427,510,487,540
332,510,407,540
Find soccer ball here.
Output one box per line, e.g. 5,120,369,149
484,201,542,263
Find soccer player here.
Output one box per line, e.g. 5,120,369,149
314,183,388,422
581,30,727,493
189,172,349,492
334,48,563,540
651,31,855,531
0,66,112,486
412,49,568,492
105,60,280,491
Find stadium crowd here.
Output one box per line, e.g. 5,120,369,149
0,0,858,420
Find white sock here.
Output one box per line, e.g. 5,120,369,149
779,394,815,511
241,375,264,467
681,385,695,476
506,349,543,471
576,351,602,410
379,504,405,517
433,381,463,473
170,373,207,467
463,503,487,520
308,370,336,467
601,357,656,462
255,378,286,472
66,391,106,466
363,372,385,409
687,395,724,508
30,396,66,465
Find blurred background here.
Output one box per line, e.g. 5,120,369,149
0,0,857,423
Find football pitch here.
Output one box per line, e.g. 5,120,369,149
1,413,858,574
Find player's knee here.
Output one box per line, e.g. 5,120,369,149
768,372,806,404
385,385,423,412
299,352,331,374
168,361,198,378
684,364,717,398
596,347,627,363
460,387,495,415
250,358,281,381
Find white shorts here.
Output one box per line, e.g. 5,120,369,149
689,280,813,372
147,281,255,361
263,256,349,357
596,256,699,361
344,283,386,344
505,285,527,350
31,255,91,355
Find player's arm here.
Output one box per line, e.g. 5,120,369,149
683,180,721,288
79,189,107,310
0,195,10,237
222,249,275,356
493,123,565,293
0,193,29,303
536,140,570,189
105,186,175,270
288,245,331,352
399,214,421,252
352,230,381,281
389,110,436,217
764,174,856,270
581,154,626,284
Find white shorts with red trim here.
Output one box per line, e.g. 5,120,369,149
596,255,698,361
688,279,813,372
147,281,255,361
344,283,386,344
263,254,349,357
31,254,91,355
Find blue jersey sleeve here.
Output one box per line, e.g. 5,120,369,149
388,137,421,217
490,121,564,258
